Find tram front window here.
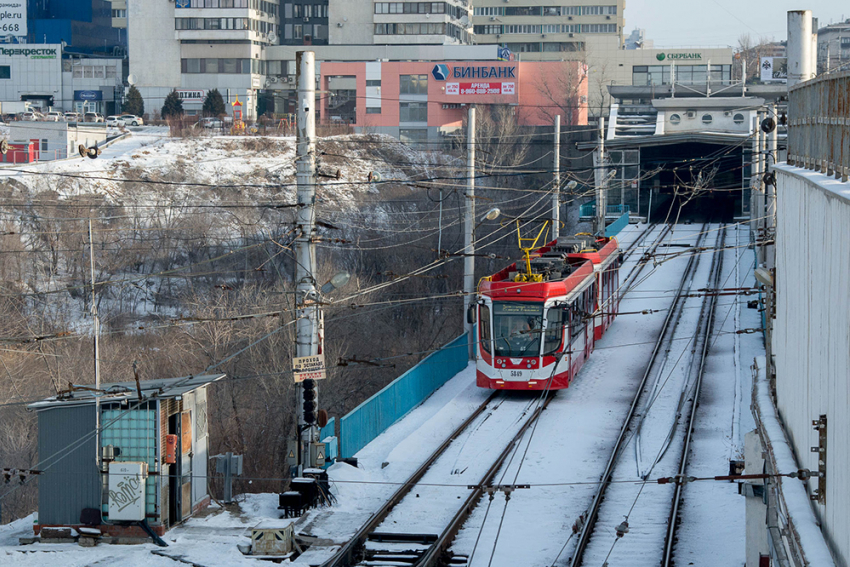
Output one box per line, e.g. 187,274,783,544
493,302,543,357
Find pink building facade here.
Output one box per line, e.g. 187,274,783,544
318,60,588,143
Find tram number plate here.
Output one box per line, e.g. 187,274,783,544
510,371,523,377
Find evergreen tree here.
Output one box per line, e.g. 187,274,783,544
202,89,226,117
161,90,184,119
124,85,145,117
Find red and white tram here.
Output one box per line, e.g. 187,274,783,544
473,233,620,390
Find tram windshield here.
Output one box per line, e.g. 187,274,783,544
492,302,543,357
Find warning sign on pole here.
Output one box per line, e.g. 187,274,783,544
293,354,326,383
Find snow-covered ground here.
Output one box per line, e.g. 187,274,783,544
0,222,767,566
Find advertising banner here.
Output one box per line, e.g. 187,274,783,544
0,1,26,38
446,82,516,96
760,57,787,83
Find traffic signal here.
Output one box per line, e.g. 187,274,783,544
302,379,316,424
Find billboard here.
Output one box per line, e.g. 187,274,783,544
0,1,26,38
760,57,787,83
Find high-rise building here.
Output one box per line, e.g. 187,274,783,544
470,0,624,58
26,0,125,55
327,0,472,46
128,0,281,118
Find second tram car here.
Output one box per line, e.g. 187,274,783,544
474,233,620,390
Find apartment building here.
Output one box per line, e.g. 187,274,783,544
470,0,624,57
127,0,281,118
817,19,850,74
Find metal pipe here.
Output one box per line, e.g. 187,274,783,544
552,115,561,240
463,107,476,361
595,117,606,235
787,10,814,88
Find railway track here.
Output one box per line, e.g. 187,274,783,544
569,224,726,567
320,223,669,567
661,228,726,567
322,391,556,567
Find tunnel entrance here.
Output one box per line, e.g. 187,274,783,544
606,140,749,225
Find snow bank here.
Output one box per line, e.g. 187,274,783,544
752,355,836,566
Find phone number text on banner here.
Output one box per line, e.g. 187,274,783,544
445,82,516,96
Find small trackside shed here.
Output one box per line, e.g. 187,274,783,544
27,374,224,537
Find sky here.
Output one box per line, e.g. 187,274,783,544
624,0,847,48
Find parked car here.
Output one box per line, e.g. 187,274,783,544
118,114,143,126
45,111,63,122
106,115,126,127
22,111,44,121
196,117,223,129
64,112,82,122
84,112,105,123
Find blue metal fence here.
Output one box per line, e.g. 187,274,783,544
605,213,630,237
339,333,469,458
320,417,335,443
578,202,630,218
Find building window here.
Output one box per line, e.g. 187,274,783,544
399,128,428,146
366,79,381,87
93,66,105,79
294,24,302,38
0,65,10,79
366,107,381,114
669,113,681,125
41,139,47,151
399,102,427,122
399,74,427,95
293,4,302,16
111,9,126,17
84,67,94,78
106,66,117,79
702,114,713,124
733,113,745,125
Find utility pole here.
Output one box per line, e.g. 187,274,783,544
463,106,476,361
89,219,101,466
552,115,561,240
594,117,606,236
295,51,319,474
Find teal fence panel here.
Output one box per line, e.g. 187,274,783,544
320,417,335,442
339,333,469,458
579,202,630,218
605,212,630,237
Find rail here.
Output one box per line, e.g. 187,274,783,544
570,224,709,567
321,391,500,567
787,70,850,182
661,228,725,566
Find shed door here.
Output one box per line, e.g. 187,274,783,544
192,387,208,506
181,410,192,518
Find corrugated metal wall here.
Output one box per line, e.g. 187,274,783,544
37,405,102,525
774,166,850,565
339,333,469,458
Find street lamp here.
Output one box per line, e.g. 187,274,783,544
320,271,351,295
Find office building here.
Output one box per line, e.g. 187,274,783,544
817,19,850,74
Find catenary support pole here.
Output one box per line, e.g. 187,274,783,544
295,51,319,474
89,219,101,467
464,107,476,361
595,117,606,236
552,115,561,240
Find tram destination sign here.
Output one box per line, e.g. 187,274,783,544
293,354,326,383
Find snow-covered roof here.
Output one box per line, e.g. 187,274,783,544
27,373,225,410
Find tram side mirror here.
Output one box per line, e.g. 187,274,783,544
467,303,477,324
